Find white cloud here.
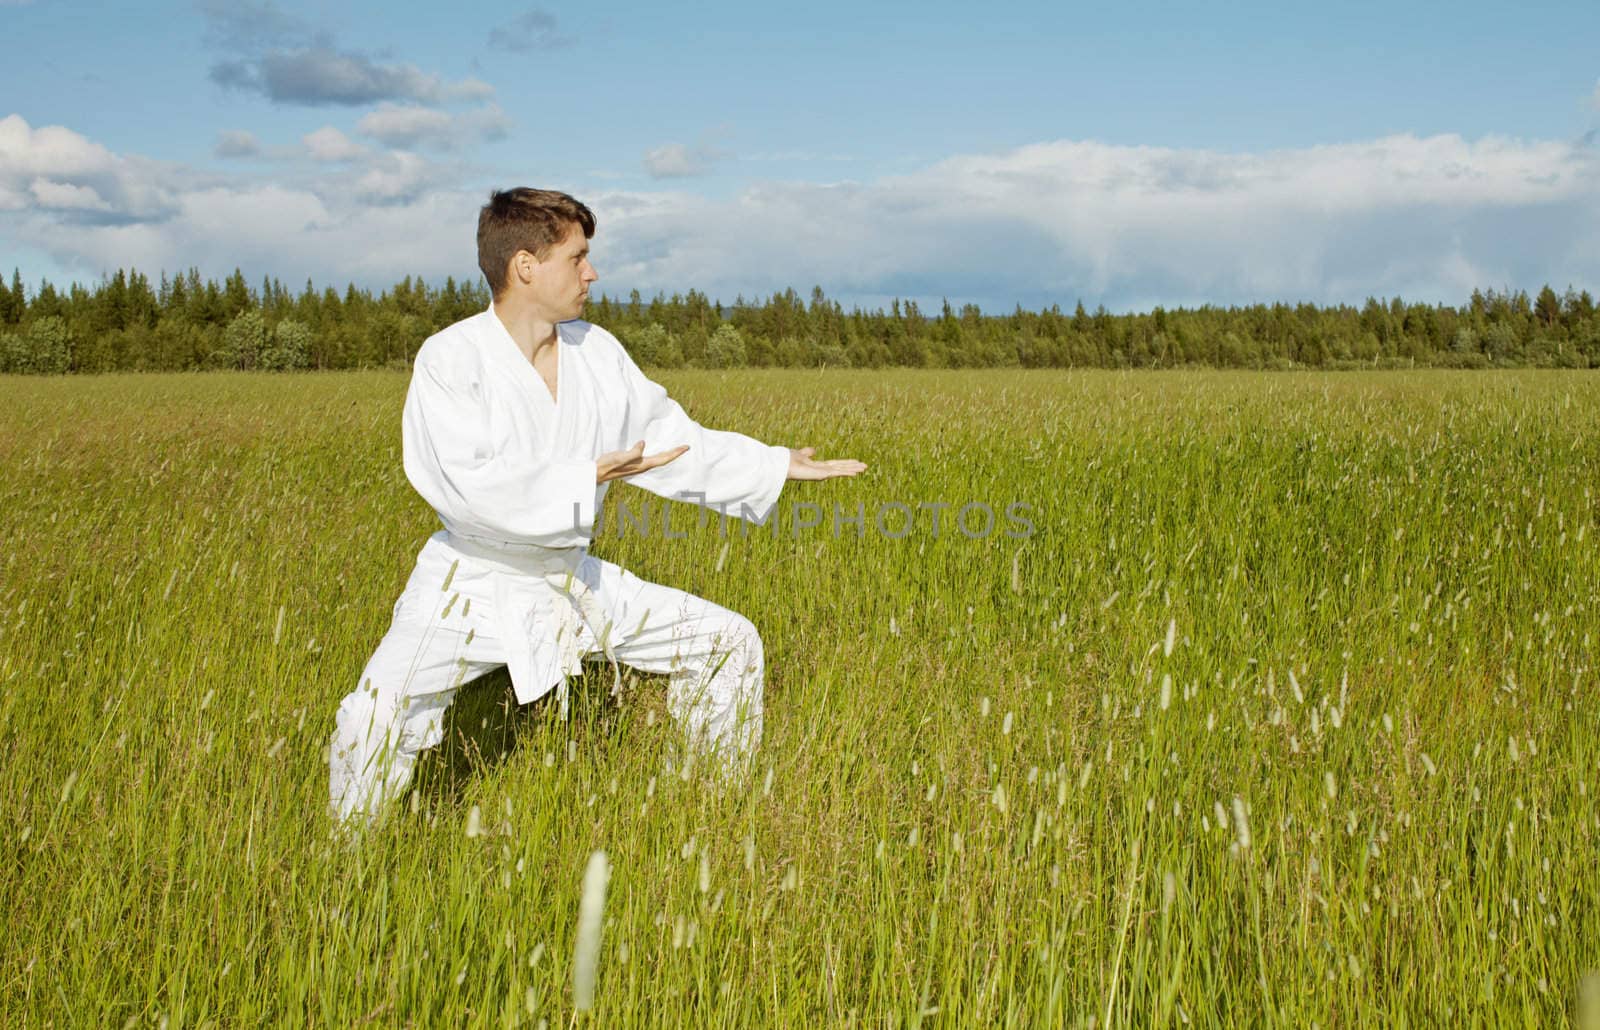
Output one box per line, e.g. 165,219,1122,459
29,179,111,211
199,0,310,50
1,114,474,284
487,8,570,52
358,105,451,146
210,47,493,108
1591,78,1600,112
302,126,366,162
354,150,448,204
1,113,118,180
643,142,721,179
356,103,509,150
13,178,477,288
599,133,1600,309
214,130,262,159
4,116,1597,311
0,114,177,222
199,5,496,110
643,143,701,178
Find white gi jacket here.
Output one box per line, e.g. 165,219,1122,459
401,306,790,706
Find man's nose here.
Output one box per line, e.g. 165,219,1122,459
582,260,598,282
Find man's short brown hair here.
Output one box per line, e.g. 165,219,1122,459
477,188,596,297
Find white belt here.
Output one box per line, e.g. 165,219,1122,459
444,534,620,716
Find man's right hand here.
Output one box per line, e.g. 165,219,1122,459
596,440,689,484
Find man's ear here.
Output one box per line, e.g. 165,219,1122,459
511,249,537,286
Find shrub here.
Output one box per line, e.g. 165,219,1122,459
262,319,312,371
701,324,748,369
1,317,74,374
219,310,267,370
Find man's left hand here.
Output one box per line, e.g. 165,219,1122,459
787,446,867,481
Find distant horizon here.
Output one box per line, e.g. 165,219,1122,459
2,262,1593,322
7,257,1594,377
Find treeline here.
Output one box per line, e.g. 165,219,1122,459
1,267,1597,374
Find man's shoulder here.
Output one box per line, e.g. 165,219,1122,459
414,311,491,373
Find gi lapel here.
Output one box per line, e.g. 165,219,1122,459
478,307,559,446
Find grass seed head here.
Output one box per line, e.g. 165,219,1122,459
572,851,610,1011
1231,797,1251,850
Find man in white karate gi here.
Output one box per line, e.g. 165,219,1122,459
328,187,864,824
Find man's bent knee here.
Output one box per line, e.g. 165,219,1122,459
712,613,763,669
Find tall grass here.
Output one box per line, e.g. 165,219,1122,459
1,369,1596,1025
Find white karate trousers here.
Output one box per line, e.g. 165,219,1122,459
328,533,764,824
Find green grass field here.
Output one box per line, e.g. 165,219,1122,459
2,369,1598,1026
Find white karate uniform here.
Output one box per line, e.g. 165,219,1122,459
328,306,790,823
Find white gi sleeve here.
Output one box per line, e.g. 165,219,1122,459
402,359,598,546
614,342,789,521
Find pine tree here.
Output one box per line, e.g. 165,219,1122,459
1535,285,1562,329
0,269,19,325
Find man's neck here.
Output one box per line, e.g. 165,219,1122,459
491,297,559,364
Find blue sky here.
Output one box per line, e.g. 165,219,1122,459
3,0,1598,312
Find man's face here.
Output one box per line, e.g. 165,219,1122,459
524,223,598,322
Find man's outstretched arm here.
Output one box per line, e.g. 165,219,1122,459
604,331,866,509
597,442,868,485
